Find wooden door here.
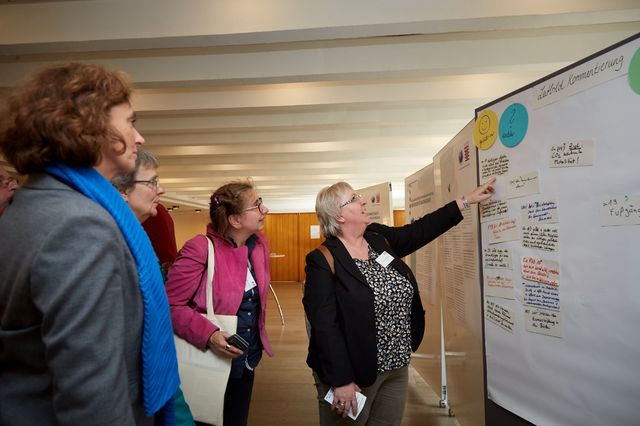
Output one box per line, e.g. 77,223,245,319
297,212,324,281
393,209,406,227
263,213,299,281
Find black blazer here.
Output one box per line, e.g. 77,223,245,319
303,201,463,388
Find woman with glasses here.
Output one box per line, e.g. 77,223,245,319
112,148,165,224
303,179,495,425
112,149,196,426
0,63,178,425
165,181,273,426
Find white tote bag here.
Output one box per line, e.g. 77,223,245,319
174,236,237,425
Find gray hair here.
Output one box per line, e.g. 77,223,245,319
111,148,159,193
315,181,352,238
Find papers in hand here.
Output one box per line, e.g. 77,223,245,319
324,388,367,420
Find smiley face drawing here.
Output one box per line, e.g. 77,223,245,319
479,114,490,135
474,109,498,150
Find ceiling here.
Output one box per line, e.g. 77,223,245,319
1,0,639,212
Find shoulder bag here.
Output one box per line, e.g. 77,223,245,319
174,236,237,425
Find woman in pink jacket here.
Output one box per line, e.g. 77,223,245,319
165,181,273,426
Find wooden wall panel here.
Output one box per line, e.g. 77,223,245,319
171,210,406,281
393,209,405,227
297,212,324,282
170,210,210,250
263,213,299,281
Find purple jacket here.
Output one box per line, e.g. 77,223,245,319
165,225,273,356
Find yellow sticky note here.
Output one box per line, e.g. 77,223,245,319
474,109,498,150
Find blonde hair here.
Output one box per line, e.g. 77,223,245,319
315,181,352,238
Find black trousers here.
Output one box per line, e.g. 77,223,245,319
195,367,255,426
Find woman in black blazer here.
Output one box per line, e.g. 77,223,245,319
303,179,495,425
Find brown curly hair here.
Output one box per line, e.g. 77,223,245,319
0,63,132,174
209,180,255,236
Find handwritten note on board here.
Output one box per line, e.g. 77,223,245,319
521,199,559,225
521,225,559,252
487,218,519,244
521,257,560,287
486,300,514,333
480,154,510,180
600,195,640,226
483,247,512,269
525,307,563,338
524,281,560,311
531,49,627,109
480,199,509,223
507,171,540,199
550,140,594,168
485,274,515,299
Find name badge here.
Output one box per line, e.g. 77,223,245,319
245,265,257,291
375,251,394,268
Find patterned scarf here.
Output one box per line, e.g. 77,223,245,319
46,164,178,425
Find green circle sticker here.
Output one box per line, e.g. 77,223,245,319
628,47,640,95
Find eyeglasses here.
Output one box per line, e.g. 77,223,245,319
0,176,17,187
243,197,265,212
340,193,363,208
134,178,160,189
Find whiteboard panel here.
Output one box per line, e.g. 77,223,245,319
478,35,640,426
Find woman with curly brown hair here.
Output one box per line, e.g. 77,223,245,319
0,63,179,426
165,181,273,426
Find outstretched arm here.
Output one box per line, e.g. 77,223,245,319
456,177,496,211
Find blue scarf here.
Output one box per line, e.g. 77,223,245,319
46,164,179,425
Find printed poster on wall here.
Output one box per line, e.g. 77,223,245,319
357,182,393,226
405,165,437,306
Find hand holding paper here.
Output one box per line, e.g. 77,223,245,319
324,388,367,420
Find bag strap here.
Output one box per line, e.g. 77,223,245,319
317,245,335,275
205,236,216,320
366,230,390,249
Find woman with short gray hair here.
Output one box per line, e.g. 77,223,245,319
112,149,159,192
303,178,495,425
112,149,165,224
314,181,352,238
